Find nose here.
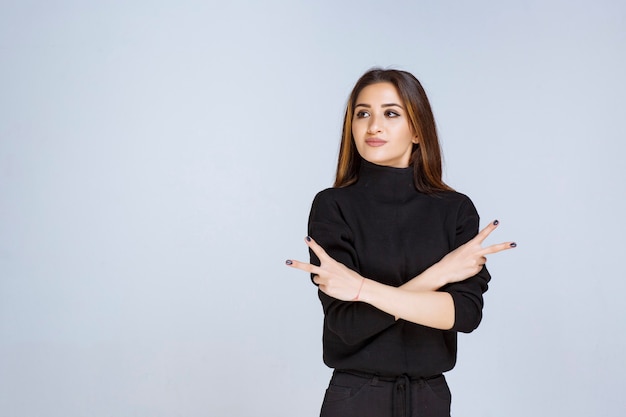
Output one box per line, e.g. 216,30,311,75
366,114,383,134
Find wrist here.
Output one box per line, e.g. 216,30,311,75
424,262,450,289
352,276,366,301
356,278,375,304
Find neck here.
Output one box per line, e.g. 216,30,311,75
356,160,416,202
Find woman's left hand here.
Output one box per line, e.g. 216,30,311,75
285,236,365,301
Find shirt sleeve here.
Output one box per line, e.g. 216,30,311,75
442,196,491,333
308,191,396,346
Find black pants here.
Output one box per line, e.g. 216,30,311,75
320,370,451,417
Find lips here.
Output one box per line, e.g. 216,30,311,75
365,138,387,147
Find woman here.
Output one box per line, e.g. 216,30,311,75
286,68,515,417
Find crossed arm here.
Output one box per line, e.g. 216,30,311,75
286,220,516,330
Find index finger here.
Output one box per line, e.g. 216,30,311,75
304,236,331,261
473,219,500,244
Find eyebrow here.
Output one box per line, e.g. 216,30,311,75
354,103,404,109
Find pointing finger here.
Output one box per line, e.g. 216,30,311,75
304,236,331,261
474,219,500,244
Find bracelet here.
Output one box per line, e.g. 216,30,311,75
353,277,365,301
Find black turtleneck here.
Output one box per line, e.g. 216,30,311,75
308,160,490,377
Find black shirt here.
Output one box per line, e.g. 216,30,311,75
308,160,490,377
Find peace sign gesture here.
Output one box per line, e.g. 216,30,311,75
430,220,516,286
286,236,366,302
285,220,516,302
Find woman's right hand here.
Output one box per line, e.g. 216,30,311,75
286,236,366,302
431,220,516,286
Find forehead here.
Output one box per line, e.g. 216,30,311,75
355,82,402,104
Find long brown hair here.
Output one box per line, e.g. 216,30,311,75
334,68,453,193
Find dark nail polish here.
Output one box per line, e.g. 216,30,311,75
510,242,517,248
285,259,293,265
305,236,312,242
493,220,499,226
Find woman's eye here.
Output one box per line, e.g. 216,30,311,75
355,111,370,119
385,110,400,118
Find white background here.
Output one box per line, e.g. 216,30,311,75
1,1,625,416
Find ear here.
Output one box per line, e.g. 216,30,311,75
412,135,420,144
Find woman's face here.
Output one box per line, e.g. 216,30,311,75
352,82,418,168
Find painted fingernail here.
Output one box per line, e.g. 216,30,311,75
493,220,499,226
285,259,293,265
305,236,312,242
510,242,517,248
